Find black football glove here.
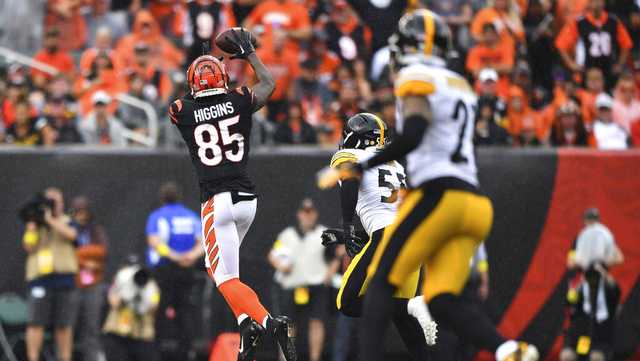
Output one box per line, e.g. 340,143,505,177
321,228,344,247
321,225,366,258
342,223,366,258
228,28,256,60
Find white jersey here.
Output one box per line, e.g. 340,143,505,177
394,60,478,187
331,147,406,236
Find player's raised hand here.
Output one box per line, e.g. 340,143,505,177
216,27,256,60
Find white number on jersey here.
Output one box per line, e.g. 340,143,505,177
193,115,244,166
588,32,612,57
378,169,406,203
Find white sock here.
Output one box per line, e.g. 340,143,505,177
262,315,270,329
237,313,249,326
496,340,518,361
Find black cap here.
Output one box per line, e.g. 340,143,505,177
584,207,600,221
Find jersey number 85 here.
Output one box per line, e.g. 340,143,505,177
194,115,245,166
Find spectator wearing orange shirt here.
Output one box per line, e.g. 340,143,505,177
243,0,312,56
115,10,184,72
506,86,544,146
253,29,300,122
471,0,525,56
147,0,183,37
555,0,633,88
125,43,173,104
539,74,587,138
74,52,125,117
467,23,514,98
555,0,589,28
2,79,31,128
576,67,606,128
44,0,87,52
80,27,124,78
32,28,76,89
306,33,341,85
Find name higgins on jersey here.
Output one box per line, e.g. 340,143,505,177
194,102,235,122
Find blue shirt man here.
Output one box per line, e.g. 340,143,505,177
145,183,202,268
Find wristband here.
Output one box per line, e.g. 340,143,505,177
156,243,171,257
23,230,39,247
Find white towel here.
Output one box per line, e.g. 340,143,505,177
582,278,609,323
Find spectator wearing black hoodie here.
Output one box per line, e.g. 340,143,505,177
274,102,317,145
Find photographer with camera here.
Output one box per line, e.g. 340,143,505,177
562,208,624,361
103,256,161,361
19,187,79,361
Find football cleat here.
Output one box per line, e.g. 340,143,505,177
496,340,539,361
238,318,264,361
267,315,297,361
407,296,438,345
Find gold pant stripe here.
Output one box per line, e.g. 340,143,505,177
336,237,373,310
337,233,420,311
389,191,493,301
367,189,492,303
367,189,424,281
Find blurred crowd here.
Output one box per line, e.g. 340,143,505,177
1,0,640,149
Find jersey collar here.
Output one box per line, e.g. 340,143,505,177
586,11,608,27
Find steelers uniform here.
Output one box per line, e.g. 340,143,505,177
368,60,494,303
330,148,420,316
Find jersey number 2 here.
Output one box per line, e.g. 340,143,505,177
450,99,471,164
194,115,244,166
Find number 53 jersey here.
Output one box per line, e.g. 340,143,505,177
331,148,406,235
169,87,256,201
394,62,478,188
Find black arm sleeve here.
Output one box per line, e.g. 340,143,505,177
340,178,360,225
362,115,427,170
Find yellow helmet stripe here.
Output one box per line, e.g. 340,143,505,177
370,113,385,146
423,11,435,56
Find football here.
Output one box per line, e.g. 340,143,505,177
215,27,258,55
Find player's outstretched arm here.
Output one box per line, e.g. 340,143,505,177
247,52,275,111
360,96,430,170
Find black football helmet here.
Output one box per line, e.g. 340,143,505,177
389,9,453,69
341,113,388,150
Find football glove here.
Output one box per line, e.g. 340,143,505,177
321,225,365,258
343,223,366,257
321,228,344,247
229,28,256,60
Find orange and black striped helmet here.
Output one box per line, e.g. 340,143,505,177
186,55,229,98
389,9,453,64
